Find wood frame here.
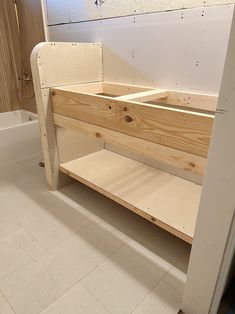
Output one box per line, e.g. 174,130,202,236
31,36,235,313
32,7,235,313
31,42,103,189
31,43,218,244
52,86,214,158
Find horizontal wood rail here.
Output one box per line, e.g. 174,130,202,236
102,82,218,112
52,89,214,158
54,113,206,176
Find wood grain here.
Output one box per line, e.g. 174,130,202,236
54,113,206,176
60,150,202,243
102,81,152,96
158,91,218,112
52,89,214,157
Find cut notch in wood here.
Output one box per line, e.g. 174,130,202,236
117,89,168,102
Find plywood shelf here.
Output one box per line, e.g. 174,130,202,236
59,149,202,243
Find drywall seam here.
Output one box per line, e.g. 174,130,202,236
45,0,235,25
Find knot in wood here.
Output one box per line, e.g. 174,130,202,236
125,115,133,123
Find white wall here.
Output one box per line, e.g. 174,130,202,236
45,0,235,24
45,2,234,94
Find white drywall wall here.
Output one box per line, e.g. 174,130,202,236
47,5,234,93
45,0,235,24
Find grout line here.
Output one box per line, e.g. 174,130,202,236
38,243,126,314
130,265,175,313
0,219,96,283
79,241,127,283
23,228,47,251
0,226,23,242
130,250,188,313
0,287,16,314
79,242,127,312
81,283,112,313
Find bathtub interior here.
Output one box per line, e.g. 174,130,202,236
0,110,42,165
0,110,37,130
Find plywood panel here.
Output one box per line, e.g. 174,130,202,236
36,42,102,88
55,126,104,164
31,42,103,190
60,149,202,243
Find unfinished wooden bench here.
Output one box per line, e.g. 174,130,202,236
31,42,217,244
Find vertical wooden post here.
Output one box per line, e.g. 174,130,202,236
31,42,103,190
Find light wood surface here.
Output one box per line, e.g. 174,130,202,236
102,82,152,96
55,126,103,164
57,82,103,94
60,149,202,243
56,82,218,112
117,89,168,102
52,89,214,157
158,91,218,112
54,113,206,177
31,42,103,190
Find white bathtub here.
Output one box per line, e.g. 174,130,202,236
0,110,42,165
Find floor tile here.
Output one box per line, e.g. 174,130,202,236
61,182,190,265
25,204,94,249
0,229,44,279
0,155,44,189
81,240,177,314
0,155,190,314
0,221,124,314
0,191,50,240
0,158,54,239
132,252,190,314
40,283,109,314
0,290,14,314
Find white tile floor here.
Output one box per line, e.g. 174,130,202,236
0,155,191,314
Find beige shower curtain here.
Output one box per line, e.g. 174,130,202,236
0,0,45,113
0,0,22,112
